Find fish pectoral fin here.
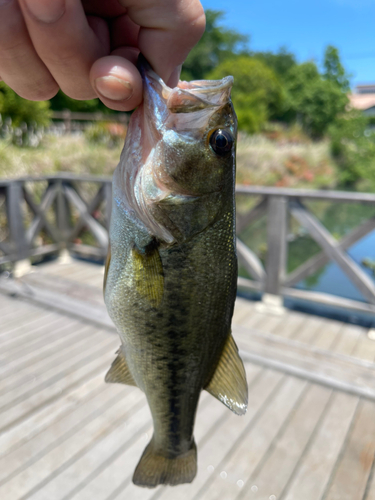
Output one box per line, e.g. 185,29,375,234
105,347,137,386
204,333,248,416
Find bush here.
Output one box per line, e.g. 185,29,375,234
0,82,51,127
84,122,127,148
328,111,375,189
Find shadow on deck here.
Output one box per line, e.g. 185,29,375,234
1,258,375,500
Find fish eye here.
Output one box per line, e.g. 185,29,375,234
209,129,233,156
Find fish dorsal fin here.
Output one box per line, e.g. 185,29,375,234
103,243,111,295
205,333,248,415
105,348,137,386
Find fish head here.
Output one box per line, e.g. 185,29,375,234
115,56,237,244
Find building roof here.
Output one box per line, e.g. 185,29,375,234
348,93,375,110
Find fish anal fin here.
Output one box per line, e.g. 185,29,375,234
105,348,137,386
205,333,248,416
133,437,197,488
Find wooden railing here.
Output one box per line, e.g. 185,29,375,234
1,175,375,315
51,111,129,133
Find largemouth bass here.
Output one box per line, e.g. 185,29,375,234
103,56,247,488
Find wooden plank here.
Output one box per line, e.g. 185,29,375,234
324,399,375,500
283,391,359,500
351,330,375,362
0,317,80,364
235,325,375,401
0,384,130,484
0,304,51,335
0,339,117,433
0,334,115,412
6,181,28,259
180,375,307,500
312,320,344,351
268,310,306,339
293,316,324,345
0,391,146,499
0,314,64,352
21,273,105,308
333,324,364,356
290,199,375,305
235,384,333,500
0,278,115,330
0,327,107,395
0,371,110,459
68,186,105,243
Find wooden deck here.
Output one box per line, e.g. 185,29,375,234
1,259,375,500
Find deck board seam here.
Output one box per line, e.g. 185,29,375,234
15,399,147,500
234,381,310,500
278,388,336,500
320,397,362,500
191,374,289,500
0,388,138,488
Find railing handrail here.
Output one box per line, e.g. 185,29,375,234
2,174,375,203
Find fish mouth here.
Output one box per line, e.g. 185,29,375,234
138,55,233,116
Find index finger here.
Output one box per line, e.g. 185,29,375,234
120,0,205,86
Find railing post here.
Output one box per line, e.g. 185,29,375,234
257,195,288,315
55,180,72,263
7,181,31,276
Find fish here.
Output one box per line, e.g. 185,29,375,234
103,56,248,488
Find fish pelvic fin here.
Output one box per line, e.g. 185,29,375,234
105,348,137,386
133,438,197,488
205,332,248,416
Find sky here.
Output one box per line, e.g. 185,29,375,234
200,0,375,89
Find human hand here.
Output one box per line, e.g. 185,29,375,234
0,0,205,110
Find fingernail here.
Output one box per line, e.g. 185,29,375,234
94,76,133,101
167,65,182,88
24,0,65,23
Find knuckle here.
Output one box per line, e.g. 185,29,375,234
18,82,59,101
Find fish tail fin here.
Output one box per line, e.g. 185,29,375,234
132,438,197,488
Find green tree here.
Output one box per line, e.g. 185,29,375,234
328,111,375,188
323,45,350,92
253,47,297,80
208,56,285,134
0,82,51,127
181,10,249,81
49,90,108,113
284,62,348,137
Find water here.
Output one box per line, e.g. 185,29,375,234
237,198,375,327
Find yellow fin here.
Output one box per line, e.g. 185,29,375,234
103,243,111,295
133,437,197,488
132,244,164,308
205,333,248,415
105,348,137,386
